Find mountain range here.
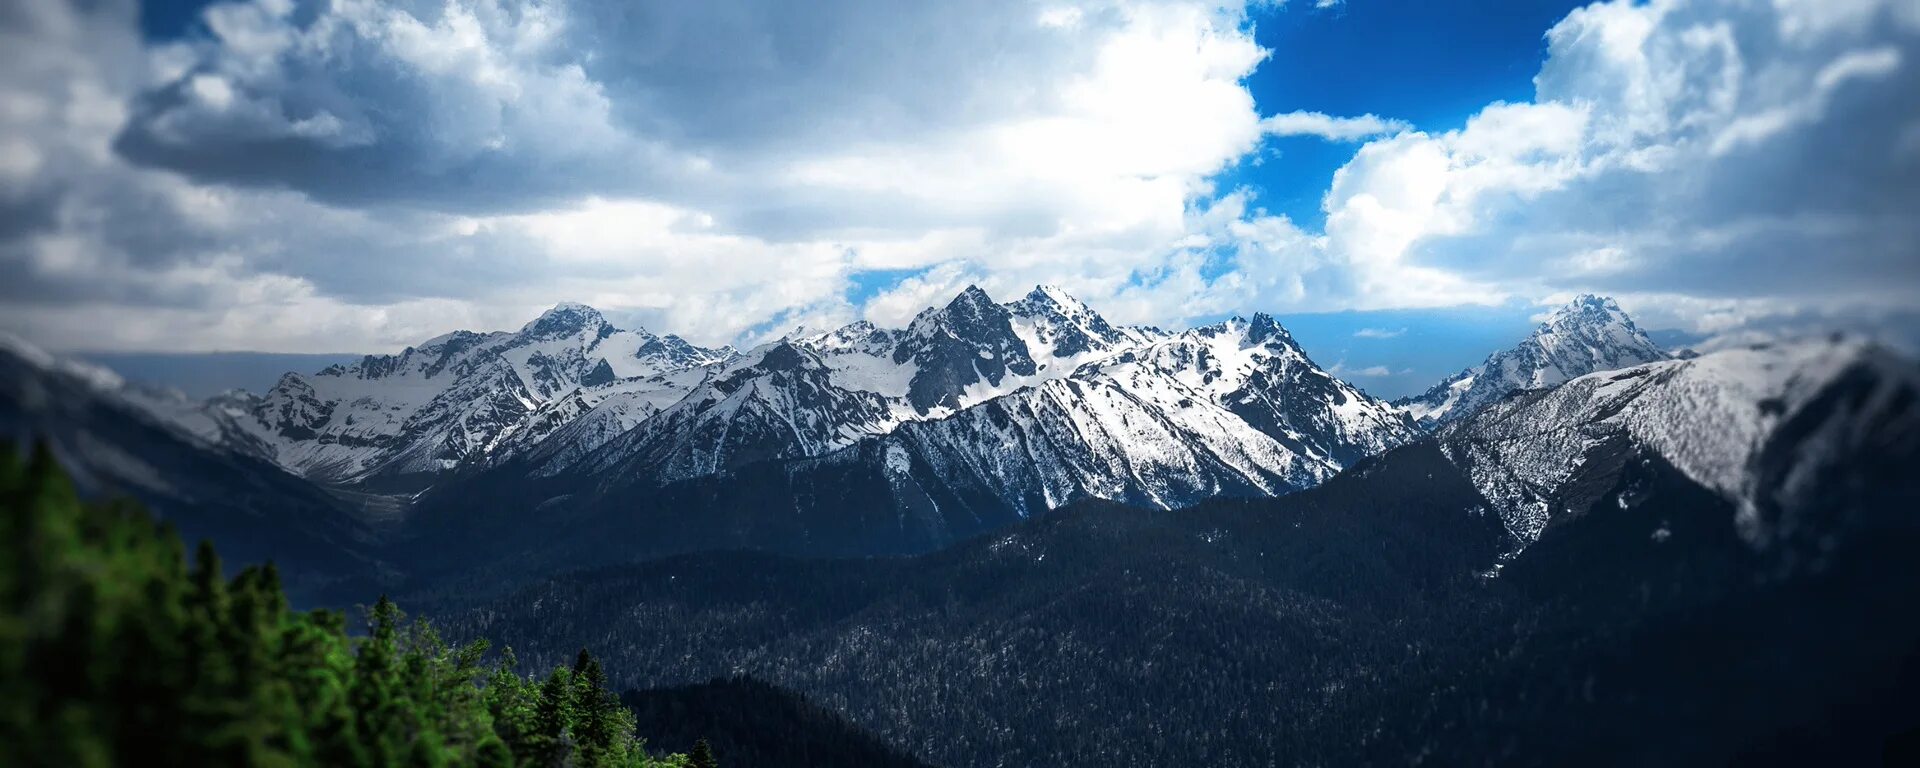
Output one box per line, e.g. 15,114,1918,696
165,302,738,491
0,287,1745,579
6,286,1920,765
435,335,1920,766
169,288,1674,503
0,337,385,603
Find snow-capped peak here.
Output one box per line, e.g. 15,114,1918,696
1006,284,1158,361
155,300,738,487
1021,284,1091,313
1442,336,1920,549
951,284,997,310
1243,312,1294,346
905,284,1000,339
521,301,614,340
1546,294,1628,325
1397,294,1667,426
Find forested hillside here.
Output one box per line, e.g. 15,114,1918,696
0,444,703,768
620,677,933,768
441,440,1920,766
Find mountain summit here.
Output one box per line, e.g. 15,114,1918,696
1395,295,1667,426
13,286,1423,567
180,305,737,489
387,286,1421,571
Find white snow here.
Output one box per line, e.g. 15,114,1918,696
73,287,1418,507
817,350,919,398
1444,337,1912,548
1400,295,1667,426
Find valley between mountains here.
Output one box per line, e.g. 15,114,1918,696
4,286,1918,765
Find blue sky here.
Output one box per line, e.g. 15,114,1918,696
1229,0,1587,229
3,0,1917,400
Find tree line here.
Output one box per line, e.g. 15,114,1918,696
0,444,718,768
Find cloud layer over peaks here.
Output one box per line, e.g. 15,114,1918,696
0,0,1916,354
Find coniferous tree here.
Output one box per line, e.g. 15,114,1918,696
0,445,700,768
573,649,617,763
486,646,537,758
688,738,719,768
353,595,407,766
533,666,577,767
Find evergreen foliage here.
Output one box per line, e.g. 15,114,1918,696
685,740,716,768
0,444,708,768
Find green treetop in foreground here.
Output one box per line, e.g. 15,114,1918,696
0,444,706,768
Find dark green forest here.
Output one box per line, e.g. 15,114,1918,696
620,677,933,768
439,441,1920,766
0,444,704,768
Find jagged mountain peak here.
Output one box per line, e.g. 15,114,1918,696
813,320,880,343
1195,314,1298,351
1244,312,1294,346
1006,284,1157,362
176,301,739,486
569,335,896,484
1554,292,1621,314
1017,284,1091,312
908,284,1003,334
272,371,314,392
1539,294,1640,335
633,333,731,369
1397,294,1667,426
521,301,616,340
951,283,996,307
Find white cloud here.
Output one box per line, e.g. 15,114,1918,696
1203,0,1920,332
1328,361,1405,378
3,0,1918,355
1262,110,1410,141
3,0,1285,351
1709,46,1901,156
1352,327,1405,339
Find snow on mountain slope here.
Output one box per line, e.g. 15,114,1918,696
1439,337,1920,548
92,285,1421,521
0,337,385,598
1397,295,1667,426
569,341,901,483
0,336,290,469
800,321,919,399
194,303,734,487
756,312,1419,516
795,285,1164,414
879,375,1312,515
485,373,705,469
408,286,1423,518
888,285,1042,415
1095,315,1419,466
1004,284,1165,367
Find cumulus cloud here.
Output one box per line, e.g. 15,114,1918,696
2,0,1918,354
112,0,1269,239
1186,0,1920,336
2,0,1280,349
